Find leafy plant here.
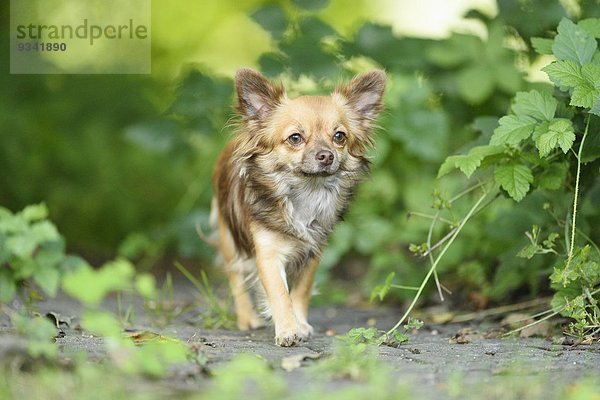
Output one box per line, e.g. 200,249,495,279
311,341,381,382
343,318,423,348
378,17,599,339
0,203,68,304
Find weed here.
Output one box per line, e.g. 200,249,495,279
310,341,382,382
174,262,236,330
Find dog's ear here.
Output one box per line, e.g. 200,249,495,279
235,68,285,121
335,70,386,120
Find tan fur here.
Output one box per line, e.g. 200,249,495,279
211,68,386,346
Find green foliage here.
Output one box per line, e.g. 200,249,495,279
0,204,68,303
206,354,286,399
62,259,136,306
12,313,58,359
542,18,600,114
427,22,523,104
412,15,600,338
342,318,423,348
550,245,600,338
174,262,236,330
311,341,381,381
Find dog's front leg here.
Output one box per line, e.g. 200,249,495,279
251,225,302,347
290,257,319,338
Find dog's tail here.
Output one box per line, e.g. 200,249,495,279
196,197,219,248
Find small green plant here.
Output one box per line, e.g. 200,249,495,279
311,341,382,382
205,354,286,399
343,317,423,348
550,245,600,338
0,203,68,305
62,258,190,377
0,203,192,377
174,261,236,330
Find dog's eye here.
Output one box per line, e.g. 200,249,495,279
287,133,304,145
333,131,347,145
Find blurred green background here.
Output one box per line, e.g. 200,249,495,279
2,0,599,306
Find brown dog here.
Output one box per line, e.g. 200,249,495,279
211,68,386,346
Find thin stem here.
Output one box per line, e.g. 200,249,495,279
505,309,560,337
386,186,490,335
451,297,550,323
407,211,454,225
448,180,489,203
565,116,590,265
390,284,420,291
427,209,444,301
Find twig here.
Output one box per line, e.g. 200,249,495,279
451,297,550,323
565,116,589,264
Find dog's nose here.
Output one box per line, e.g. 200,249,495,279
316,150,334,166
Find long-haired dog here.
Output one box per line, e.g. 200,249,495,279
211,68,386,346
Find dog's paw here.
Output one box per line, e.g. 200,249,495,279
275,330,303,347
298,322,314,339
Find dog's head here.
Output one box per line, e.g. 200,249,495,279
233,68,386,178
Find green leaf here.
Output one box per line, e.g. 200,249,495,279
81,310,122,337
537,162,568,190
579,18,600,38
531,37,554,55
552,18,597,65
13,314,58,359
437,145,504,178
545,61,600,109
570,81,597,108
135,273,156,300
512,90,557,121
251,5,288,41
33,266,60,297
438,155,477,178
517,243,540,259
389,331,409,345
128,340,190,377
62,259,135,305
345,327,382,345
494,163,533,202
30,221,60,243
6,235,37,259
20,203,48,222
542,60,584,90
591,97,600,117
534,118,575,157
0,268,17,303
370,272,395,302
490,115,537,145
457,65,495,104
291,0,329,10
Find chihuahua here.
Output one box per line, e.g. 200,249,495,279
211,68,386,346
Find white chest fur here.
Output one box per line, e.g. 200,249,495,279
284,176,341,242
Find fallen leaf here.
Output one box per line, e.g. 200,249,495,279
281,352,321,372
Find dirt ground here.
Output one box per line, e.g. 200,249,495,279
2,280,599,399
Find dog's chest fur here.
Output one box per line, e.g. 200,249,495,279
283,177,341,245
